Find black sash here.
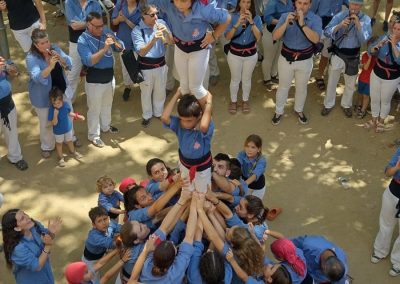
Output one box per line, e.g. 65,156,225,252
174,35,205,53
281,43,314,62
178,150,212,172
86,67,114,84
138,56,166,70
83,246,106,261
229,41,257,57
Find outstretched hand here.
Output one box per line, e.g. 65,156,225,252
48,217,62,235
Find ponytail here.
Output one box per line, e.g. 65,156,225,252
270,239,306,277
244,195,269,224
151,241,176,277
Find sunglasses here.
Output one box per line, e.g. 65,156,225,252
146,12,159,18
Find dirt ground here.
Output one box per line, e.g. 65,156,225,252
1,2,400,283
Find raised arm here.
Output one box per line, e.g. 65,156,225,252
206,189,233,219
183,193,198,244
100,249,131,284
161,88,182,125
147,179,181,217
226,249,249,282
199,93,212,134
127,238,156,284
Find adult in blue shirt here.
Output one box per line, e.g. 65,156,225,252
132,4,173,128
1,209,62,284
0,57,28,171
64,0,102,103
271,0,322,126
225,0,262,114
371,147,400,277
312,0,348,91
77,12,124,148
261,0,293,88
292,235,348,284
26,28,72,159
112,0,142,101
366,18,400,133
321,0,371,118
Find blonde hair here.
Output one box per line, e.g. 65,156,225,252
96,175,116,193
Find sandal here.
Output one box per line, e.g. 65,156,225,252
364,120,375,130
242,101,250,113
266,207,282,221
315,78,326,91
375,122,385,133
228,102,237,114
357,110,367,119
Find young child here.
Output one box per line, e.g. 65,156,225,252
161,88,213,193
97,176,125,223
355,39,377,119
237,134,267,200
48,87,84,167
82,207,118,284
146,158,180,200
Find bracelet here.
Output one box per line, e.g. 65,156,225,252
42,249,50,254
250,22,255,26
211,31,217,41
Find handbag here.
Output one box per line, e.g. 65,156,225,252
296,22,323,55
223,24,248,55
121,49,144,83
110,0,125,32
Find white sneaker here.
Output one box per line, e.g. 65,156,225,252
370,253,384,264
58,158,66,167
389,266,400,277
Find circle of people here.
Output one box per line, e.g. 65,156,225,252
1,0,400,283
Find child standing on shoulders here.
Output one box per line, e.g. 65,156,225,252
356,46,377,119
161,88,214,193
237,134,267,200
48,87,84,167
97,175,125,224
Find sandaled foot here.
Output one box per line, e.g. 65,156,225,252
364,120,375,129
242,101,250,113
228,102,237,114
315,78,326,91
375,122,385,133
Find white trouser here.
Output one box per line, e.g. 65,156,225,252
261,27,280,81
1,107,23,163
370,71,400,119
249,186,266,201
65,42,83,101
320,35,332,59
174,47,209,99
179,162,211,193
324,54,357,109
209,43,219,77
85,79,115,141
82,256,100,284
34,107,55,151
373,187,400,270
11,20,41,53
139,65,167,120
119,52,134,87
227,52,258,103
165,44,176,91
275,55,313,115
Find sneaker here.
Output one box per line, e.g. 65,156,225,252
343,107,352,118
370,253,384,264
74,151,83,159
122,87,131,101
297,112,309,124
271,76,279,83
272,113,282,125
142,118,151,128
209,75,219,86
91,138,105,148
73,138,82,148
383,20,388,32
41,150,51,159
263,80,272,86
103,126,119,134
321,107,332,116
58,158,66,167
371,17,376,27
389,267,400,277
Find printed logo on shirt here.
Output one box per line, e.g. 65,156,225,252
192,28,200,39
194,141,201,149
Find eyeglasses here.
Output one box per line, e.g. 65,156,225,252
89,22,104,29
145,12,159,18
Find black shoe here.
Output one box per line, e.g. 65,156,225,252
342,107,352,118
271,76,279,83
271,113,282,125
258,54,264,62
371,18,376,27
142,118,151,128
383,20,388,32
321,107,332,116
297,112,309,125
122,88,131,101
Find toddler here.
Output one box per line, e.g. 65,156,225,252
97,175,125,223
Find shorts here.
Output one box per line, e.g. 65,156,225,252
178,162,211,193
55,129,73,143
358,81,370,96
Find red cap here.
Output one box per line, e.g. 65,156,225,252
139,179,150,188
119,177,137,193
65,262,87,284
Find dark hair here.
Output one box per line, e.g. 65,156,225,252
271,265,292,284
49,86,63,102
146,158,167,176
214,153,231,169
152,241,176,276
199,251,225,284
235,0,256,20
177,94,202,118
141,4,157,16
86,11,102,23
88,206,108,223
2,209,23,269
120,222,138,247
323,255,345,282
244,134,262,150
30,28,49,60
244,195,269,224
124,185,145,212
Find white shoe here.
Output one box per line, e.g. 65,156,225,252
370,253,384,264
389,266,400,277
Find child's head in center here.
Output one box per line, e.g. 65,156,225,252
177,94,202,129
96,175,116,196
244,134,262,159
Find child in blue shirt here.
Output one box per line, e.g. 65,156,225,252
48,87,84,167
161,88,214,193
97,175,125,224
83,207,118,284
146,158,180,200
